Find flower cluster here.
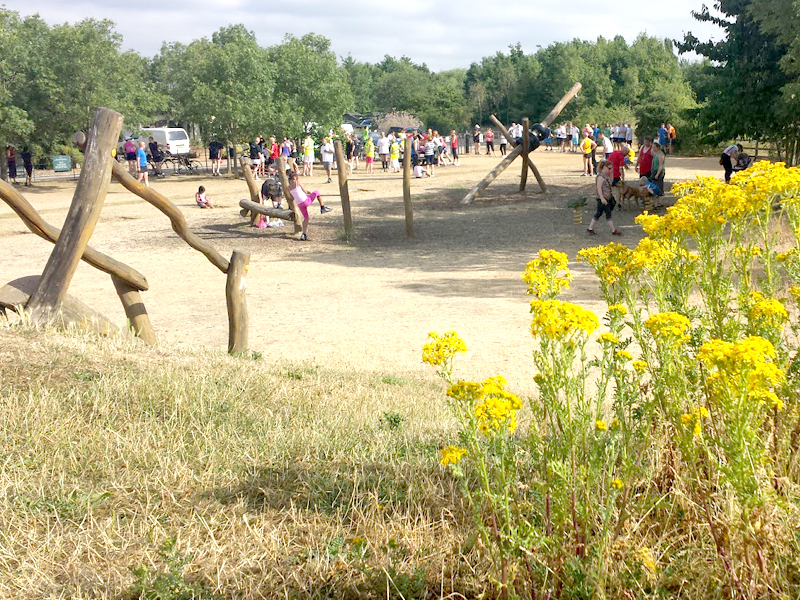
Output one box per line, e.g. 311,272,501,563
422,331,467,368
530,299,599,340
440,445,467,466
578,243,638,286
644,312,691,346
522,249,572,299
447,376,523,437
680,406,710,436
697,336,785,409
746,291,788,333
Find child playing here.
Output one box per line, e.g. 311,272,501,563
587,159,622,237
195,186,214,208
288,171,332,240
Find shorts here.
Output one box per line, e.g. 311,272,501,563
297,190,319,220
303,155,314,164
125,152,136,161
323,160,332,170
365,156,374,163
251,158,261,166
425,154,435,165
391,158,400,169
209,151,219,160
594,197,615,220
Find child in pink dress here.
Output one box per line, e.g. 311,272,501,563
288,171,332,240
195,186,214,208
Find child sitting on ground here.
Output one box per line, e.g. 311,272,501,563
288,171,332,241
195,186,214,208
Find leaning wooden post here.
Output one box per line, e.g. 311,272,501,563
402,136,414,237
541,82,582,128
111,275,156,345
27,107,123,323
226,250,250,355
460,145,523,205
520,118,530,192
275,156,302,234
334,140,353,238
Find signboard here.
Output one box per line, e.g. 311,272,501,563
52,155,71,172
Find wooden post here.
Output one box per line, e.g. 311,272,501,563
541,82,582,128
460,145,523,205
490,114,548,193
402,136,414,237
226,250,250,355
238,156,260,203
276,156,303,234
334,140,353,238
27,107,123,323
520,118,530,192
112,275,156,345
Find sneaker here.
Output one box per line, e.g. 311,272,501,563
320,206,332,214
326,177,332,183
587,229,596,235
612,230,622,236
300,233,307,241
275,204,283,210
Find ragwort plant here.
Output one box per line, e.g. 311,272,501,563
426,164,800,599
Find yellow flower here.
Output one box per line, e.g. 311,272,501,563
440,445,467,466
635,547,657,581
610,418,621,430
645,312,691,346
530,299,599,340
522,249,572,299
422,331,466,367
598,332,620,344
616,349,633,361
448,377,522,437
608,304,628,317
596,420,608,432
789,286,800,304
611,478,624,490
748,293,788,332
680,406,710,436
632,360,647,373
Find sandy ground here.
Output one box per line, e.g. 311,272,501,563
0,151,723,393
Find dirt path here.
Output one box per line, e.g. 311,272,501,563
0,151,722,393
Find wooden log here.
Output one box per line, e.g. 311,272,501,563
334,140,353,238
112,275,156,345
239,199,295,221
402,136,414,238
0,179,148,291
520,118,530,192
27,107,124,323
460,145,523,205
490,115,548,193
239,156,261,204
275,156,303,234
1,275,118,336
111,161,230,274
541,82,582,128
226,250,250,355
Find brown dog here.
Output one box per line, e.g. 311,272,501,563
617,177,655,210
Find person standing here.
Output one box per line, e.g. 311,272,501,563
599,132,614,158
302,134,315,177
21,146,33,186
320,137,334,183
364,135,375,174
587,159,622,237
499,131,507,156
249,138,263,181
657,123,668,148
424,135,436,177
485,128,496,157
636,137,654,179
378,132,390,172
209,140,223,176
148,137,164,177
136,141,149,186
473,125,481,155
450,130,459,165
123,138,137,175
580,132,597,176
667,123,676,155
6,146,18,184
649,142,666,196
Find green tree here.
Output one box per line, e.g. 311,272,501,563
267,34,353,137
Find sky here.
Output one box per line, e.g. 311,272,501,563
11,0,721,71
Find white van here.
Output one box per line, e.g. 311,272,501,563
121,127,191,156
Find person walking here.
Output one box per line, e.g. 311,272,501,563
21,146,33,186
136,141,149,186
302,134,315,177
485,128,496,157
587,159,622,237
450,130,460,165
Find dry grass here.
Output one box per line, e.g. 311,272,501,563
0,320,486,599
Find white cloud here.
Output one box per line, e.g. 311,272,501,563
14,0,721,70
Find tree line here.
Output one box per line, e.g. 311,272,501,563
2,4,799,166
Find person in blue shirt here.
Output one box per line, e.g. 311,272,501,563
136,141,149,186
657,123,668,147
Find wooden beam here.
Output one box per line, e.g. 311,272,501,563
402,136,414,237
460,145,523,205
520,118,530,192
275,156,303,234
541,82,582,128
27,107,123,323
0,179,148,291
112,275,156,345
111,161,230,274
490,115,548,193
239,199,295,221
238,156,260,204
334,140,353,238
226,250,250,355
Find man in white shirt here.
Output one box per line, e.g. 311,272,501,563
320,137,334,183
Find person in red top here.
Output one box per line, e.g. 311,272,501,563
485,128,496,157
450,129,459,165
608,143,628,185
636,137,653,178
267,136,279,174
